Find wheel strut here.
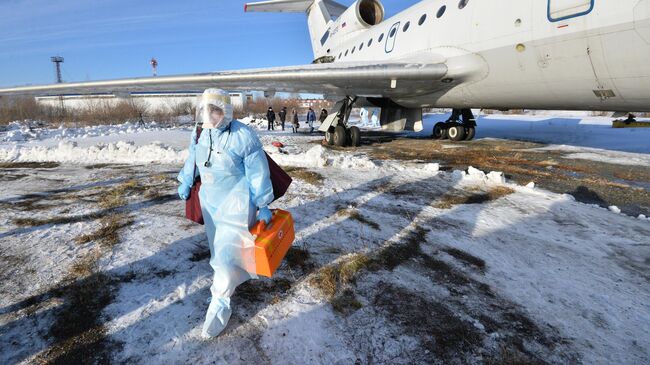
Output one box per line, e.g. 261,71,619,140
323,96,361,147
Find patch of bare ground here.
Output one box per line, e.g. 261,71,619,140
366,137,650,216
284,246,316,272
283,166,324,185
0,162,60,169
0,252,29,284
234,278,293,306
4,188,105,216
10,176,175,228
75,213,134,248
34,270,121,365
336,207,381,230
309,252,371,315
435,186,516,209
613,169,650,183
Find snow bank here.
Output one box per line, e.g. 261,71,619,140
267,145,378,169
0,140,442,173
609,205,622,214
0,140,187,164
3,122,41,142
452,166,507,185
241,117,268,131
563,151,650,167
267,145,439,172
1,121,172,143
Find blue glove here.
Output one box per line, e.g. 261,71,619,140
178,184,191,200
258,207,272,225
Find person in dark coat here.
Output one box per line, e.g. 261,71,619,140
266,107,276,131
291,109,299,133
319,108,328,123
279,106,287,131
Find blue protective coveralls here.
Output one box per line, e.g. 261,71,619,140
178,119,274,337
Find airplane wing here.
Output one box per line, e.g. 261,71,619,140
0,62,448,99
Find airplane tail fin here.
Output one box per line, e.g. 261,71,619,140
244,0,347,59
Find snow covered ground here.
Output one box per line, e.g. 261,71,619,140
423,113,650,164
3,112,649,166
1,115,649,364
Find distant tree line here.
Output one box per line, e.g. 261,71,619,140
0,95,335,127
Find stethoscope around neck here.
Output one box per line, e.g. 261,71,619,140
204,124,232,167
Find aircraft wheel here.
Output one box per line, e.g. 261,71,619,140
464,126,476,141
433,122,448,140
349,126,361,147
334,125,347,147
448,124,466,141
325,130,335,145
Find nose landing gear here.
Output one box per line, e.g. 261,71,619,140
320,96,362,147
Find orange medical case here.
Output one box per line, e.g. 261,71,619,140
248,209,295,277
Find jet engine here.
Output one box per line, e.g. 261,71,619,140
331,0,384,38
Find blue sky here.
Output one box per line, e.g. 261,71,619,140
0,0,420,87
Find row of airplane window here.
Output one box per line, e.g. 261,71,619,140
337,0,470,60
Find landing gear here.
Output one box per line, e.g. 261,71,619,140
447,123,466,141
334,125,347,146
349,126,361,147
431,108,477,142
433,122,448,140
464,126,476,141
321,96,362,147
325,130,335,145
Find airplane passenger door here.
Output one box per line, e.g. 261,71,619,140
547,0,594,22
385,21,400,53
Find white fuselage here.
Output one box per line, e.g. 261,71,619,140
322,0,650,111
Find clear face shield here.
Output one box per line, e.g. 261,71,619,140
196,92,234,129
196,104,225,128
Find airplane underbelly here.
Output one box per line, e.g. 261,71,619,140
437,28,650,111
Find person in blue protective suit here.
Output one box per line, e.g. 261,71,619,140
177,88,274,338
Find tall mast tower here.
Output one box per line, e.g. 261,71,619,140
50,56,64,83
50,56,65,115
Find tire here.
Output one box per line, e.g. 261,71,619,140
464,126,476,141
349,126,361,147
325,130,335,145
448,124,466,141
433,122,448,140
334,125,347,146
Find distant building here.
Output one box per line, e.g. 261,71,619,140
297,98,329,110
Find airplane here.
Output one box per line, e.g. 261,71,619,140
1,0,649,147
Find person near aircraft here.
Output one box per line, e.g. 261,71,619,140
319,108,328,124
279,106,287,131
292,109,300,133
266,107,276,131
306,107,316,134
177,88,274,338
